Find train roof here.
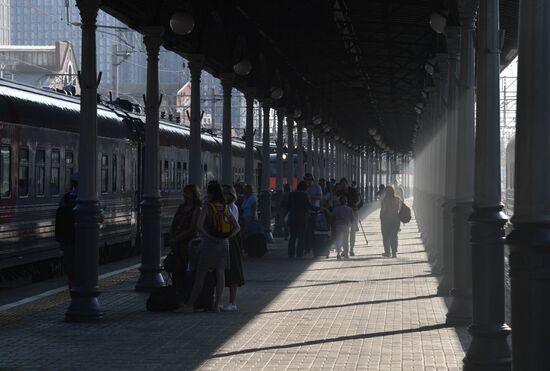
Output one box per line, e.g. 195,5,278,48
0,79,261,156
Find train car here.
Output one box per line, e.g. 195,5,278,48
268,153,301,190
504,135,515,216
0,79,261,278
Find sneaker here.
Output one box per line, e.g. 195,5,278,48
382,253,390,257
336,253,341,260
342,254,349,259
350,251,355,257
392,253,397,258
221,304,238,312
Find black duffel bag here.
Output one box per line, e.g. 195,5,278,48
146,276,178,312
399,202,412,224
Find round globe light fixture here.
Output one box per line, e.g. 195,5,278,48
233,58,252,76
368,128,377,136
170,12,195,35
270,87,284,100
429,11,447,34
312,114,323,125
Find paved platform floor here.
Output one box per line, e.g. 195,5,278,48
0,202,471,370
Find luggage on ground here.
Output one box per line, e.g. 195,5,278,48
313,231,331,257
245,220,267,258
312,212,332,257
245,233,267,258
146,284,178,312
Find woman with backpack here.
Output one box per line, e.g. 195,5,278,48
379,186,401,258
179,182,240,313
222,185,245,312
169,184,202,300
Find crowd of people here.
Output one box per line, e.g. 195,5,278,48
56,170,407,314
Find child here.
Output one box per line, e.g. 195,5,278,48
325,196,357,259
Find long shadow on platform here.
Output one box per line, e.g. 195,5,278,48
210,323,450,358
368,273,438,282
307,260,430,271
257,294,440,315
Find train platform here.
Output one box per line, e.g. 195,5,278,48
0,202,470,370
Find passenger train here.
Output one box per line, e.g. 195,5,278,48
0,79,262,280
505,135,515,216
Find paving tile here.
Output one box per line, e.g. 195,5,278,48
0,201,470,370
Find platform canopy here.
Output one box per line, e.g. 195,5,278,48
101,0,519,154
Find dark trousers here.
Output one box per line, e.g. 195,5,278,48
304,212,317,254
381,223,399,255
288,219,306,258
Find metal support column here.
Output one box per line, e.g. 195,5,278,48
439,27,461,296
221,73,234,185
447,0,477,326
66,0,103,321
273,109,284,237
287,115,295,189
135,27,165,293
463,0,511,368
314,132,320,180
260,101,273,242
306,127,313,174
296,121,304,181
188,56,204,187
244,91,255,187
507,1,550,369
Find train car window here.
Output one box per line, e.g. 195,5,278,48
112,155,118,193
64,151,74,192
18,147,29,197
101,154,109,193
183,162,188,186
0,146,11,198
170,161,175,190
159,160,162,191
164,160,169,191
35,149,45,196
131,159,136,191
121,155,126,192
176,162,182,190
50,149,60,195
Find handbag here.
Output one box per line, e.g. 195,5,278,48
163,252,183,273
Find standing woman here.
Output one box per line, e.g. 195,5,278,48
222,185,245,312
240,184,257,238
181,182,240,312
379,186,401,258
169,184,202,299
287,181,311,258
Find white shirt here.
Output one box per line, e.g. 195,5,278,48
228,202,239,220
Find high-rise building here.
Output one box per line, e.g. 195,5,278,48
8,0,242,128
9,0,184,99
0,0,9,45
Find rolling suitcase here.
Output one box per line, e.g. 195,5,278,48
313,212,332,257
245,220,267,258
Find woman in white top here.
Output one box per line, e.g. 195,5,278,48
222,185,245,312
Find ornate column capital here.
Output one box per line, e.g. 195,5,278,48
445,26,462,58
243,87,256,103
458,0,479,29
142,27,164,58
75,0,100,26
220,72,235,94
188,54,204,79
